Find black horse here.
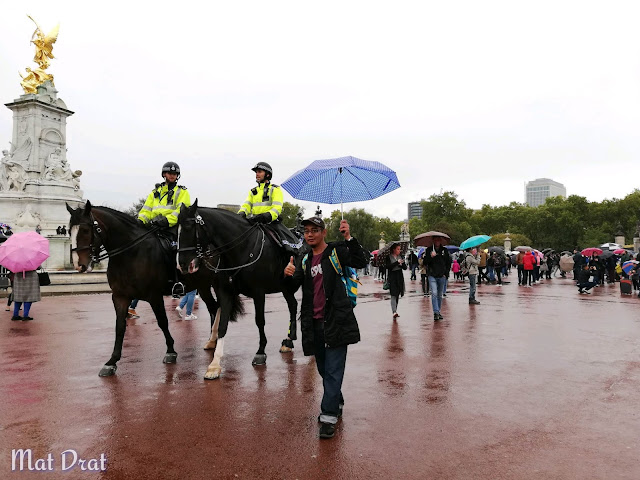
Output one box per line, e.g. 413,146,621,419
176,200,300,379
67,201,219,377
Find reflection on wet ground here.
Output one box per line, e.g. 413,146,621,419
1,275,639,479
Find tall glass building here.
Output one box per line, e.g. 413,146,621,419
525,178,566,207
408,201,422,219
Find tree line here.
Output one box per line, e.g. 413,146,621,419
321,190,640,252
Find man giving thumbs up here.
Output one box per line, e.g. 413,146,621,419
283,216,367,439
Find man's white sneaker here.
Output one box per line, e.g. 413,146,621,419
185,314,197,320
175,306,183,316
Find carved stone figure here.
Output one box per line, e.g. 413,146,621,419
44,147,73,181
0,139,31,192
71,169,82,190
15,204,42,228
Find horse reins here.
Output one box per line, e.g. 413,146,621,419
71,213,160,267
177,213,266,274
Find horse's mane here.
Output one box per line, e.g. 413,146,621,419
197,207,241,219
93,206,140,226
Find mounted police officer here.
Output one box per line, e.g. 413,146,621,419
238,162,302,253
138,161,191,296
138,161,191,229
238,162,283,224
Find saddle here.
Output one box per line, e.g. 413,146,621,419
259,222,306,255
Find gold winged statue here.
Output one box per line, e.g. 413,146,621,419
29,15,59,69
19,16,59,94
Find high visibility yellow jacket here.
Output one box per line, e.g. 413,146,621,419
138,183,191,227
238,182,283,221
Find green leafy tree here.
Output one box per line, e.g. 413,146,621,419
280,202,304,227
124,197,146,217
421,191,471,225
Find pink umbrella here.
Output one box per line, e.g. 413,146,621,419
0,231,50,273
613,249,626,254
581,247,603,257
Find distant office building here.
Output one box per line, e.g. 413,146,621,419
408,201,422,219
217,204,241,213
525,178,566,207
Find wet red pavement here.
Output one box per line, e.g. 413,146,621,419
1,274,639,479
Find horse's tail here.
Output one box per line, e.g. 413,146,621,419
229,293,245,322
217,280,245,322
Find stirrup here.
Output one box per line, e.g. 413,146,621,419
171,282,185,298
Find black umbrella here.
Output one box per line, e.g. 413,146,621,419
541,248,554,254
598,250,615,260
488,246,504,254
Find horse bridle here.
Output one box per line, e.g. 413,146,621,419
71,213,159,268
177,212,265,273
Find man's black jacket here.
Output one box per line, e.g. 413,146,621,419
287,238,367,355
424,245,451,278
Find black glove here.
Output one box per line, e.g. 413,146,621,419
255,212,272,224
150,216,170,228
239,211,247,218
136,219,146,227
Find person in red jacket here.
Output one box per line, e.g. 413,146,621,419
522,251,535,287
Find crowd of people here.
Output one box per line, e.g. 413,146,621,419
366,242,640,321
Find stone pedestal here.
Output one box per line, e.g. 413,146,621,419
45,235,73,270
1,81,84,269
504,233,512,252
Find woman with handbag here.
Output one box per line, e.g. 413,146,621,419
11,269,41,321
385,243,407,320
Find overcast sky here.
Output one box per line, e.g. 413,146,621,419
2,1,640,221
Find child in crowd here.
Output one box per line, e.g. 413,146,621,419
452,258,461,280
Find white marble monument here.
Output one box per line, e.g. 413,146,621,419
1,81,84,269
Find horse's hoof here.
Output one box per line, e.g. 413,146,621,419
279,339,294,353
252,354,267,365
98,365,117,377
163,353,178,364
204,368,221,380
203,342,217,350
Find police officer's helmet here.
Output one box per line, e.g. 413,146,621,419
251,162,272,179
161,161,181,177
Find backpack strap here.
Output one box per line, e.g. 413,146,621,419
329,248,343,276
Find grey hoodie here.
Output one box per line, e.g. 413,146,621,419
464,252,481,275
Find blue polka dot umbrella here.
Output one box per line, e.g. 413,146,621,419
281,156,400,217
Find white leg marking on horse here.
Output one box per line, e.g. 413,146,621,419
205,337,224,379
176,225,182,272
203,308,220,350
70,225,80,271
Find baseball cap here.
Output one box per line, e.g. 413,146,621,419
301,217,325,229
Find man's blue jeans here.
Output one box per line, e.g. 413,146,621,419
428,276,446,314
468,274,477,300
313,319,346,425
179,289,197,315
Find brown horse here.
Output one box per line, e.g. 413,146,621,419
67,201,220,377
